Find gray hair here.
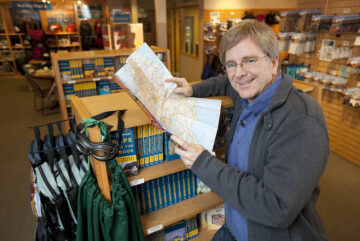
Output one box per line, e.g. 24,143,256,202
219,19,280,70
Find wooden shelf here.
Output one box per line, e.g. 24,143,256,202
61,76,113,84
128,159,187,184
71,92,151,129
293,81,314,93
140,192,223,235
45,32,79,35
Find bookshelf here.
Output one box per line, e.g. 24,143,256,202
51,46,170,126
70,90,231,238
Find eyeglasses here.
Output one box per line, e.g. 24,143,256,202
223,55,268,72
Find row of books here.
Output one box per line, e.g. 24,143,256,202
59,59,84,80
146,216,199,241
59,53,166,81
131,170,197,215
63,81,122,104
136,124,165,169
110,127,181,176
59,57,123,81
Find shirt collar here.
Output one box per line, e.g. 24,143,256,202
240,74,282,116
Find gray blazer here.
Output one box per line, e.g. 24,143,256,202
191,74,329,241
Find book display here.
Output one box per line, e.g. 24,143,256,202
70,91,226,239
68,46,231,239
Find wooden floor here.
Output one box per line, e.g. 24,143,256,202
0,75,359,241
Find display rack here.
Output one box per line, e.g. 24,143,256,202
70,91,226,238
286,1,360,166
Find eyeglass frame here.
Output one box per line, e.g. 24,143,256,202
222,55,268,73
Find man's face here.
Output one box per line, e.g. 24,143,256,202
225,36,279,103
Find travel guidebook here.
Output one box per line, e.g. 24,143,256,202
114,43,221,151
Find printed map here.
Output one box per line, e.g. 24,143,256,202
114,43,221,151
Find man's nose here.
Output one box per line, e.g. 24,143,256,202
234,64,247,76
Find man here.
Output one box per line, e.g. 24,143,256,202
167,20,329,241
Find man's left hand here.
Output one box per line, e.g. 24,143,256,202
170,135,205,169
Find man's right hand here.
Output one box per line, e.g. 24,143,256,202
165,77,193,97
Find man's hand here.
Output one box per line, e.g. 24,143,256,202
170,135,205,169
165,77,193,97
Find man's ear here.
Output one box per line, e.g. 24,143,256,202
271,56,279,75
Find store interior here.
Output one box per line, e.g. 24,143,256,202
0,0,359,240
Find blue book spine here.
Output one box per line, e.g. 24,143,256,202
149,180,156,211
180,171,185,201
182,170,188,200
164,133,180,161
143,125,150,167
173,173,179,203
153,126,159,165
160,176,167,208
137,184,145,215
158,130,164,163
177,172,183,202
137,126,144,168
149,124,154,166
193,173,197,197
186,170,191,199
144,182,151,213
155,178,162,210
168,174,175,206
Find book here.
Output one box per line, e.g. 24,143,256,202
164,133,180,161
112,128,139,176
206,204,225,230
164,220,186,241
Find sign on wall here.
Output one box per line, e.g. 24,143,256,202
12,1,52,10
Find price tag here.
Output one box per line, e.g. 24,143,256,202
343,8,350,14
108,76,113,79
147,224,163,235
129,178,144,186
342,41,349,47
68,80,76,84
93,77,100,81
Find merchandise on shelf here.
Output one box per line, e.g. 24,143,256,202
346,57,360,74
279,10,299,32
97,80,111,95
330,14,360,33
82,59,95,78
70,60,84,80
298,9,322,32
164,132,180,162
200,204,225,231
131,170,197,215
112,128,139,176
285,64,310,80
73,82,97,97
343,88,360,107
164,220,186,240
136,124,164,168
59,60,71,81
